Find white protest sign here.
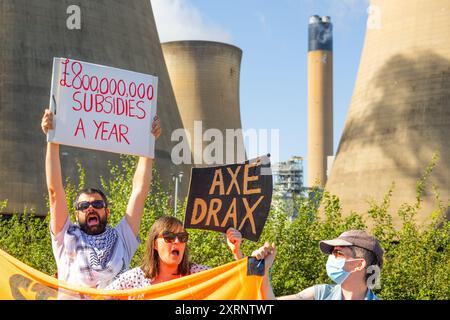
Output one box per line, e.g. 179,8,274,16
47,58,158,157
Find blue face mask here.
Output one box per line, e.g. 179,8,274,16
326,255,350,284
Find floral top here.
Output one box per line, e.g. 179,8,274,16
105,264,210,290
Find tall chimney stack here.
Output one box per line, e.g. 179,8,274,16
307,15,333,188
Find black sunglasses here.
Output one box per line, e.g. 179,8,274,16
160,231,189,243
75,200,106,211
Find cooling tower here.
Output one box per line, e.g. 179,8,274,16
307,15,333,188
326,0,450,226
0,0,188,215
161,41,246,167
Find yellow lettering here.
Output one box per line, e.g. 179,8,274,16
243,163,261,195
190,198,207,225
220,198,238,229
226,166,241,195
238,196,264,234
209,169,225,195
205,198,222,227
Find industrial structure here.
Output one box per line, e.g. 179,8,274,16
0,0,189,215
307,15,334,188
273,156,304,199
161,41,246,167
326,0,450,226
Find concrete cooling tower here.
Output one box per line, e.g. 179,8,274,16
326,0,450,226
161,41,246,167
0,0,188,215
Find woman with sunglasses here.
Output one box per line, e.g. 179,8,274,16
106,216,244,289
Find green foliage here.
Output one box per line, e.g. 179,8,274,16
257,191,367,296
367,154,450,300
0,211,54,275
0,153,448,299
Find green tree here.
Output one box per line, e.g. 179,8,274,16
0,154,448,299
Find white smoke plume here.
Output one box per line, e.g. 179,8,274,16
150,0,232,43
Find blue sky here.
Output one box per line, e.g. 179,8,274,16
150,0,370,184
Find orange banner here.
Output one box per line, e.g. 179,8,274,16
0,248,264,300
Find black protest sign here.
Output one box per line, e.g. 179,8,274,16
184,155,272,242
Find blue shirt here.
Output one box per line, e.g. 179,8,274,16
313,284,380,300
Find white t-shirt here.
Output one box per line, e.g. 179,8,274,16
51,216,139,290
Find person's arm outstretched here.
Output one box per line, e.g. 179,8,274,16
125,116,161,236
251,241,315,300
277,286,315,300
251,242,277,300
42,109,69,235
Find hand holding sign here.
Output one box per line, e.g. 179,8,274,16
226,228,244,260
252,242,276,272
151,116,161,140
184,155,272,242
41,109,54,135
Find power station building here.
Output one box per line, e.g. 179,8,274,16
162,41,246,167
273,156,304,199
325,0,450,225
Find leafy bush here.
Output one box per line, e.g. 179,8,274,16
0,155,448,299
0,207,54,275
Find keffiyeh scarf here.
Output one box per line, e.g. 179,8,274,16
66,224,126,288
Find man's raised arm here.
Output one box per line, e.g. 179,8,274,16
125,116,161,236
42,109,69,235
